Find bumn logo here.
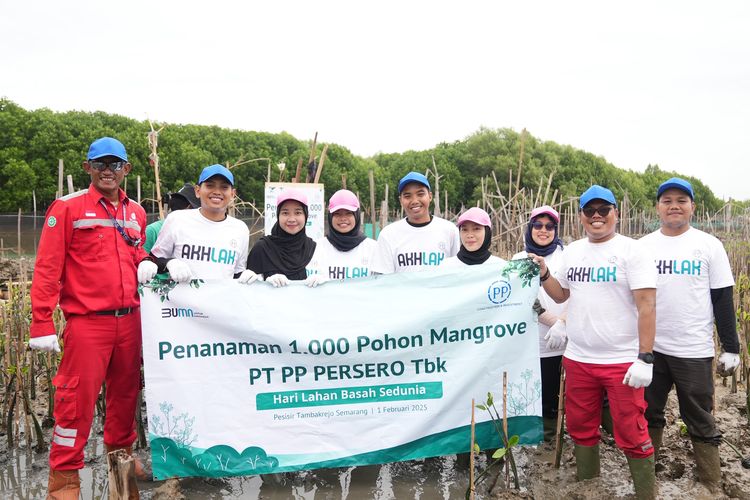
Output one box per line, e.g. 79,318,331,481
161,307,194,319
487,280,512,305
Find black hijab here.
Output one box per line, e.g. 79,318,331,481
457,225,493,265
524,216,563,257
326,209,367,252
247,203,316,280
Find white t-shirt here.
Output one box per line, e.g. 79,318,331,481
513,247,567,358
370,217,460,274
640,227,734,357
308,237,378,280
557,234,656,364
151,209,249,279
440,254,507,269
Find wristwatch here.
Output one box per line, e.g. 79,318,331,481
637,352,654,364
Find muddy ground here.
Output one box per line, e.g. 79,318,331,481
1,375,748,499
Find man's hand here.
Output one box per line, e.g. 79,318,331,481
266,274,290,288
717,352,740,377
166,259,193,283
237,270,259,285
622,359,653,388
544,320,567,350
29,334,60,353
137,260,158,283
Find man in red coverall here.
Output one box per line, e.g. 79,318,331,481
30,137,152,499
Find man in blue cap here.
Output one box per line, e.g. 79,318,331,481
370,171,459,273
29,137,151,497
640,177,739,492
138,164,256,283
529,184,657,499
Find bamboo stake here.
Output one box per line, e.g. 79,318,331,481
67,174,74,195
147,121,166,220
293,158,303,183
136,176,141,205
369,170,378,238
314,144,328,184
469,398,476,500
554,367,566,468
57,159,63,199
107,449,138,499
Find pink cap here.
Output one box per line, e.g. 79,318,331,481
328,189,360,213
530,205,559,223
457,207,491,227
276,188,308,209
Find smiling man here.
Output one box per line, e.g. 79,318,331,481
29,137,150,498
139,164,253,283
529,184,657,499
640,177,739,492
370,171,459,273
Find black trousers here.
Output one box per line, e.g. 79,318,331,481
541,355,563,420
644,351,720,445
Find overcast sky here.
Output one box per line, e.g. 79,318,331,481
2,1,749,200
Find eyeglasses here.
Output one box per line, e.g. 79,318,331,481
89,160,127,172
581,205,614,218
531,221,556,231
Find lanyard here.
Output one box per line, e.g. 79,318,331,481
99,199,141,247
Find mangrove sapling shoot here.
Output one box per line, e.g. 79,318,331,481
722,438,750,469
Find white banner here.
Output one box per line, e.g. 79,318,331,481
140,261,543,479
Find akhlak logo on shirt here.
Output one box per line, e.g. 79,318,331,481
655,259,702,275
397,251,445,267
566,266,617,282
181,245,237,265
327,266,369,279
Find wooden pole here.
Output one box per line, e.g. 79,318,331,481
469,398,476,500
314,145,328,184
57,159,63,199
148,122,166,220
307,132,318,182
32,190,37,230
431,155,441,217
369,170,377,238
136,176,141,205
66,175,74,195
293,158,303,183
17,209,22,256
381,183,389,230
106,449,138,499
553,367,566,468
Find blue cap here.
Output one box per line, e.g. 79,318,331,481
657,177,694,200
398,171,431,194
198,164,234,186
579,185,617,209
87,137,128,162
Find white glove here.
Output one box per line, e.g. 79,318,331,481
304,274,328,288
29,335,61,353
237,269,259,285
717,352,740,377
266,274,290,288
622,359,653,388
544,320,567,350
166,259,193,283
137,260,158,283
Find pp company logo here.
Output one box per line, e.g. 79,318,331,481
487,280,512,305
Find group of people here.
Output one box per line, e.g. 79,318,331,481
28,137,741,499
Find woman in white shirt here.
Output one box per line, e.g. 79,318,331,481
512,205,566,441
441,207,505,268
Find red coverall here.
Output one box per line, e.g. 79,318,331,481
31,184,148,470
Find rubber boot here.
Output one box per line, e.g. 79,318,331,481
648,427,663,460
106,444,150,481
626,455,656,500
691,439,721,493
600,405,614,436
574,444,600,480
47,469,80,500
543,417,557,442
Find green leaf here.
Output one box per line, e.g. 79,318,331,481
475,404,487,411
492,447,507,459
473,443,480,453
508,435,520,447
486,392,494,406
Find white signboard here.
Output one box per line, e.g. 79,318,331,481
264,182,325,240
